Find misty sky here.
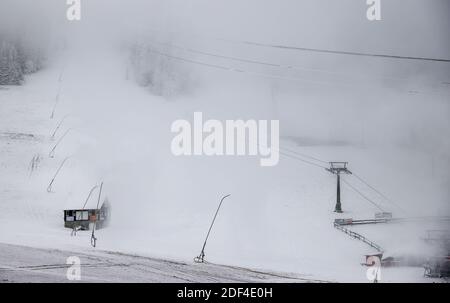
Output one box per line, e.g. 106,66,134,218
1,1,449,276
1,0,449,58
1,0,449,151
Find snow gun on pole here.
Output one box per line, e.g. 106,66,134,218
194,194,231,263
46,156,71,193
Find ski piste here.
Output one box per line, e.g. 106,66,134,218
0,0,449,284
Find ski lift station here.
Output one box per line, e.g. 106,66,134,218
63,199,111,231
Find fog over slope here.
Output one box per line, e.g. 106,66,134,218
0,0,449,282
6,0,446,151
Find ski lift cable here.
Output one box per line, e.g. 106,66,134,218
147,46,358,88
279,150,386,212
144,27,450,63
255,142,329,169
157,41,280,68
279,150,329,170
270,146,400,213
341,178,385,212
279,145,329,164
351,172,406,213
145,47,375,89
238,40,450,63
272,145,399,212
145,46,443,95
150,40,417,83
143,41,411,214
147,48,233,71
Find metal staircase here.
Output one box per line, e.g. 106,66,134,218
333,222,383,252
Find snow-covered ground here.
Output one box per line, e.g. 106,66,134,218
1,243,324,283
0,43,448,283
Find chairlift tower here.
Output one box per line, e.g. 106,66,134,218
326,162,352,213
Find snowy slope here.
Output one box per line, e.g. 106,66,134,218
1,243,326,283
0,45,448,283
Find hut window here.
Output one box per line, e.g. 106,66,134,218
75,210,88,221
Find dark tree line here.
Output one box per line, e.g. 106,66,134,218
0,38,44,85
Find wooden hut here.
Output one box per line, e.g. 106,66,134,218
64,199,110,231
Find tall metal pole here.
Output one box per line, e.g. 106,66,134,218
194,194,231,263
335,173,342,213
46,156,71,192
50,114,70,140
327,162,350,213
49,128,72,158
91,182,103,247
82,185,99,210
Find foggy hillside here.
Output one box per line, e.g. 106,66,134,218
0,0,449,283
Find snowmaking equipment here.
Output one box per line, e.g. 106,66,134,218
194,194,231,263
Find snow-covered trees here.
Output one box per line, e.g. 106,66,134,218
129,42,190,99
0,38,43,86
0,41,22,85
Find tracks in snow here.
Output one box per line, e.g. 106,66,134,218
0,243,329,283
